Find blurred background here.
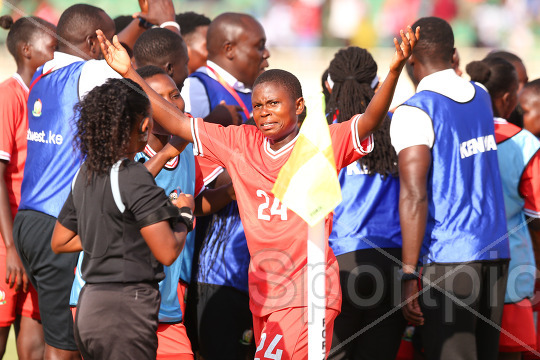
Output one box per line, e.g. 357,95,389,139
1,0,540,107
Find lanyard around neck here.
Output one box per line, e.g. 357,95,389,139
206,65,251,120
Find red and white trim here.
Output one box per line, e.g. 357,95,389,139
524,208,540,219
143,144,179,169
494,117,508,125
202,166,224,186
0,151,11,162
191,117,203,157
263,134,298,160
12,73,29,93
350,114,374,155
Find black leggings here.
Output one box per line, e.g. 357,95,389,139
329,248,407,360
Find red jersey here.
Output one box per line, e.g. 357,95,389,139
494,120,540,217
191,115,373,316
0,75,29,253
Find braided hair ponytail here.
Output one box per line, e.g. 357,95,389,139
327,47,397,178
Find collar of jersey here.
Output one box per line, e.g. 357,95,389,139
263,134,299,159
203,60,250,94
144,144,179,169
12,73,29,93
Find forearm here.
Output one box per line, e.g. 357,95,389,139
116,19,146,50
51,221,82,253
52,235,82,254
0,179,14,250
51,233,82,254
358,69,400,138
124,67,194,141
400,190,428,273
194,184,235,216
144,142,187,177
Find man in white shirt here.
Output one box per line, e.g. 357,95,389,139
390,17,509,360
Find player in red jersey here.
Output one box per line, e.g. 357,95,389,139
97,24,419,358
0,14,56,359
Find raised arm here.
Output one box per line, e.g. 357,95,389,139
96,31,194,143
357,26,420,139
118,0,179,49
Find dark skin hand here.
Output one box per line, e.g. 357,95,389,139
144,137,235,216
144,136,188,177
398,144,431,326
118,0,178,49
96,26,419,149
0,161,28,292
205,101,244,126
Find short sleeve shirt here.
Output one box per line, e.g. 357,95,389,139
58,160,179,284
191,115,373,316
0,74,29,254
0,75,29,218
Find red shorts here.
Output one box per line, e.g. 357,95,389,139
0,254,40,327
253,307,338,360
499,299,537,353
157,322,193,360
178,280,188,318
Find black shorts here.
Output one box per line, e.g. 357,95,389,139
418,260,509,360
196,282,254,360
329,248,407,360
75,282,160,360
13,210,79,350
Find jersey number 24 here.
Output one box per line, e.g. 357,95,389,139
257,190,287,221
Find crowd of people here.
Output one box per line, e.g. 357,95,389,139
0,1,540,360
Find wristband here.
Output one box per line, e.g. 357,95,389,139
137,16,155,29
160,21,180,32
177,206,194,232
397,268,419,282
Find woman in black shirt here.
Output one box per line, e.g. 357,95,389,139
51,79,193,359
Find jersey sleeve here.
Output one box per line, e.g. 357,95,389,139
191,117,245,169
194,157,205,197
0,88,21,162
329,114,374,170
520,150,540,218
58,190,78,233
121,163,179,228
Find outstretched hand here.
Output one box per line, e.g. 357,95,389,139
96,30,132,77
389,26,420,74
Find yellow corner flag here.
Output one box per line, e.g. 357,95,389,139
272,93,342,226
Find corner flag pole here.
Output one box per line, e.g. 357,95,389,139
271,92,341,360
307,220,326,359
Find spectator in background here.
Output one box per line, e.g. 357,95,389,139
176,12,211,75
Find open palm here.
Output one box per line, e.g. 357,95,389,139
96,30,131,76
390,26,420,73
